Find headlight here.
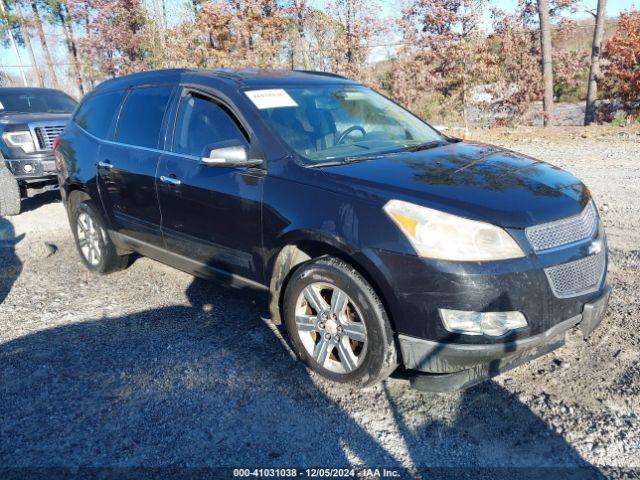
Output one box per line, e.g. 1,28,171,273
383,199,525,261
3,131,36,153
440,309,528,336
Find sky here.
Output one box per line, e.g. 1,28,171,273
1,0,638,84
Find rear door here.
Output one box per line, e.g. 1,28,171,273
156,88,265,283
96,85,175,247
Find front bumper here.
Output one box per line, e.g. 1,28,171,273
367,222,608,344
4,155,57,180
401,286,610,391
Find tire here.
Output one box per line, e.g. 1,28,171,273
71,200,130,274
0,163,21,217
283,256,398,388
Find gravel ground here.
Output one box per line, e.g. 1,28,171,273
1,127,639,475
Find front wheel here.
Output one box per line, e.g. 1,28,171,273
283,256,398,388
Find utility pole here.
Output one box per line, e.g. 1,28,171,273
0,0,28,86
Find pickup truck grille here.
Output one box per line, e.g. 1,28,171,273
34,125,65,151
544,250,606,298
525,201,598,251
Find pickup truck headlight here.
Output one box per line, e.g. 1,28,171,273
3,131,36,154
384,199,525,261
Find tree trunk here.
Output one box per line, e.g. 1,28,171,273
537,0,554,127
30,0,59,88
149,0,166,67
82,0,95,89
14,1,44,87
150,0,162,27
584,0,607,126
58,3,84,95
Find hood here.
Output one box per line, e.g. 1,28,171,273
0,112,71,126
317,142,590,229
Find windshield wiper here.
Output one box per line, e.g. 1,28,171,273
405,140,448,152
309,153,395,168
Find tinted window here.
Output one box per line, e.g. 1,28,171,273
116,87,173,149
0,90,76,114
74,90,123,139
173,93,247,157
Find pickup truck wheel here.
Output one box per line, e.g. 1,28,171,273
72,201,129,274
283,256,398,388
0,163,21,216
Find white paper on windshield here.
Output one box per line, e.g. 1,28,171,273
245,89,298,110
0,101,4,110
341,91,366,100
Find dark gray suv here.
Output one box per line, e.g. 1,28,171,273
0,87,76,216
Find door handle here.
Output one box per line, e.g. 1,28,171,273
160,175,181,186
97,160,113,170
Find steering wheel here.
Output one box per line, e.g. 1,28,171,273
336,125,366,145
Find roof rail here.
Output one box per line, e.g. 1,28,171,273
294,70,348,79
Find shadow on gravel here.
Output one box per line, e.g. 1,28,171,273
384,382,606,479
0,276,605,477
0,217,23,304
19,190,61,214
0,278,399,468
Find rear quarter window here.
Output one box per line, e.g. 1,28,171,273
115,86,173,149
74,90,124,139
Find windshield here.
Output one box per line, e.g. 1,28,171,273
248,85,446,164
0,91,77,114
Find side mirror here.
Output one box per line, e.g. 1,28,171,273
201,143,262,168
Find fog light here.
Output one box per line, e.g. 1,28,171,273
23,164,33,173
439,309,528,337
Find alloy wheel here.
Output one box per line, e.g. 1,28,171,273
76,212,102,266
294,282,367,374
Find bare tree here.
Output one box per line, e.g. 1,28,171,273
584,0,607,125
150,0,163,27
148,0,166,66
29,0,59,88
0,0,27,85
13,1,45,86
48,0,84,94
537,0,554,126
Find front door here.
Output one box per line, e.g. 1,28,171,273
97,85,174,247
156,89,264,283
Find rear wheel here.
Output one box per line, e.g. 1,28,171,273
283,256,398,387
0,164,21,217
72,201,129,274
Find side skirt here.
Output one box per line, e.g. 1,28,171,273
109,230,269,294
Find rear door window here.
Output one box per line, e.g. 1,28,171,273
172,92,248,157
115,86,173,149
74,90,124,139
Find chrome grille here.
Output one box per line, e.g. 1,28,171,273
526,201,598,251
545,250,606,298
33,125,65,150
